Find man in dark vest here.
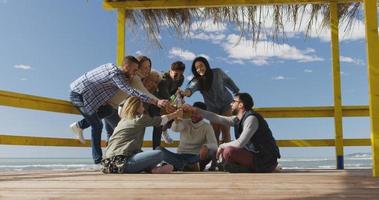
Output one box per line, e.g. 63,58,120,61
183,92,280,172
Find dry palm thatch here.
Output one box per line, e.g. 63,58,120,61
107,0,362,46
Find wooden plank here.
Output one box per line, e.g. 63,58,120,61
103,0,363,10
0,170,378,199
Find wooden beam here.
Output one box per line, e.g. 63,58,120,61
103,0,363,10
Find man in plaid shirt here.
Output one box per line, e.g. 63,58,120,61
69,56,169,164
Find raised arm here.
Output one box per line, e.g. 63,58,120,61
182,79,200,97
113,73,168,107
130,76,159,101
161,109,183,126
112,73,155,104
194,107,235,127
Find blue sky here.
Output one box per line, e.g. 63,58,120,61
0,0,372,159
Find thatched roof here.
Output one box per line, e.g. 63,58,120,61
106,0,362,46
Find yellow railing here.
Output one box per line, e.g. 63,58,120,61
0,134,371,148
0,89,370,148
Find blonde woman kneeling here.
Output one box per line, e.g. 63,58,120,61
102,96,182,173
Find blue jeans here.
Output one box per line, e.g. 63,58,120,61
124,150,164,173
77,107,120,138
157,147,200,171
70,92,116,164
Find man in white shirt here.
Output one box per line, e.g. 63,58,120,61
158,102,218,171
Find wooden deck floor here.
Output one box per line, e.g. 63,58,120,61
1,169,379,199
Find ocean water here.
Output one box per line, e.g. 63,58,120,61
0,153,372,172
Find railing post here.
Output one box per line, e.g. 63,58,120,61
330,2,344,169
116,9,126,66
363,0,379,177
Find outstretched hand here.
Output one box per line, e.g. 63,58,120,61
182,104,194,112
175,108,183,118
216,147,224,161
157,99,169,108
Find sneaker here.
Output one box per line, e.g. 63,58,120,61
161,130,173,144
70,122,85,144
224,163,252,173
151,163,174,174
183,163,200,172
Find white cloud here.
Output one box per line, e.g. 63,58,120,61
272,76,285,80
188,32,226,44
304,69,313,73
191,19,227,33
14,64,32,70
169,47,196,61
340,56,365,65
216,57,245,65
169,48,209,61
236,6,367,42
20,78,27,81
222,34,323,65
188,19,227,44
135,50,143,55
272,75,294,80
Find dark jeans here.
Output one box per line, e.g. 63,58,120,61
103,110,120,140
158,147,216,171
70,91,117,164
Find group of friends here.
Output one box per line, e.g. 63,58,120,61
69,55,281,173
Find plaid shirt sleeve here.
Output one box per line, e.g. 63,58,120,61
112,73,155,105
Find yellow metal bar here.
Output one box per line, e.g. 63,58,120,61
256,105,368,118
364,0,379,177
0,135,370,147
0,135,178,148
0,89,370,117
116,9,126,66
330,2,344,169
0,90,79,115
103,0,362,10
0,135,94,147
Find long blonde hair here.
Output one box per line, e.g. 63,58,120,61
120,97,142,119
